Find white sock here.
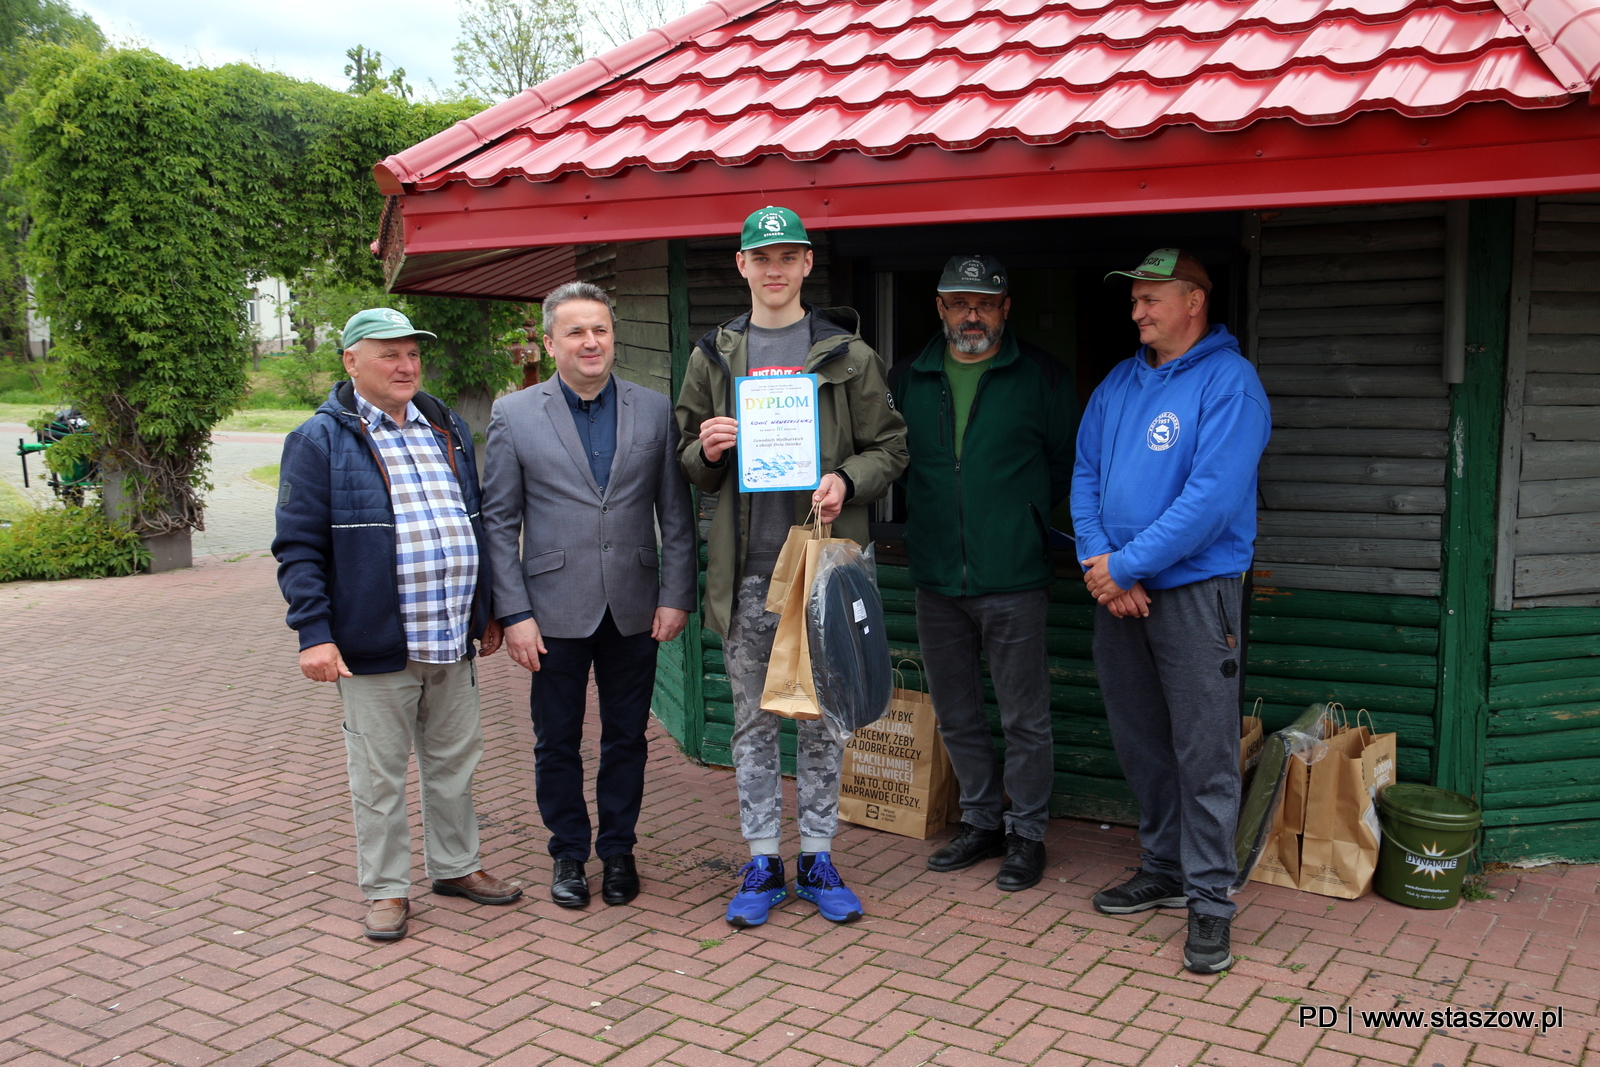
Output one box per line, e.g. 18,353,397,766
749,838,780,857
800,836,832,855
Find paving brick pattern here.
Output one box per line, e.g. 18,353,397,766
2,556,1596,1067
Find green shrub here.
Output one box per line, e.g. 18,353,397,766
0,505,149,581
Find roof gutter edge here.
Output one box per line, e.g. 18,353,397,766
372,0,780,195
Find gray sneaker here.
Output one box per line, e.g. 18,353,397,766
1184,913,1233,973
1092,868,1185,914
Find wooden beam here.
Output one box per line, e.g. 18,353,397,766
1515,552,1600,598
1249,561,1441,596
1519,477,1600,518
1260,217,1444,256
1258,482,1446,514
1266,429,1449,458
1513,511,1600,555
1258,364,1450,398
1270,397,1450,430
1255,536,1439,569
1434,199,1514,803
1520,441,1600,480
1260,249,1444,287
1257,335,1443,366
1527,334,1600,373
1256,510,1441,540
1259,455,1445,486
1494,198,1536,611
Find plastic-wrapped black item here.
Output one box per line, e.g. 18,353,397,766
1231,703,1330,893
807,541,892,740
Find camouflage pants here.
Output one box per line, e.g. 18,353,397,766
727,574,844,842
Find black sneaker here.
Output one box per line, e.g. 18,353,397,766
1092,868,1186,914
927,822,1007,872
1184,913,1233,973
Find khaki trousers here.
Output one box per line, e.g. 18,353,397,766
337,658,483,899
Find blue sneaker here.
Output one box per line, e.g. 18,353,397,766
726,856,786,926
795,852,862,922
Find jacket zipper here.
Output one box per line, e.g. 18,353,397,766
942,371,969,595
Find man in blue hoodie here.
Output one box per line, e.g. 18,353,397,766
1071,250,1270,974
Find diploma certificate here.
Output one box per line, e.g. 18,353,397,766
735,374,822,493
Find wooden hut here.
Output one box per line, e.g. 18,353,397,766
373,0,1600,864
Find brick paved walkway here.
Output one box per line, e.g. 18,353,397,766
2,557,1597,1067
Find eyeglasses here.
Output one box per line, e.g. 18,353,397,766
941,298,1004,316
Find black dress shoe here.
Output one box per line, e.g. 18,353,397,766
551,858,590,908
601,853,640,905
927,822,1008,872
995,834,1046,891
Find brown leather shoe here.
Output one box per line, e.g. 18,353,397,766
432,869,523,905
363,898,409,941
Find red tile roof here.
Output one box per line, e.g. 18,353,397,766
377,0,1594,195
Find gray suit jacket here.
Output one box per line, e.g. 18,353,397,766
482,376,696,640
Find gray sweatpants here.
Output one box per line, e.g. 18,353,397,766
336,658,484,899
916,587,1054,841
1093,575,1244,917
726,574,845,843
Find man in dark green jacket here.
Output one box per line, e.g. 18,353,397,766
890,255,1078,892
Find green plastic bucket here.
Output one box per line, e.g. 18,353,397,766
1375,784,1481,909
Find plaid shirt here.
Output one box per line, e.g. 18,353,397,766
356,391,479,664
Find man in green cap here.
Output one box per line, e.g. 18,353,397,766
1074,248,1270,974
676,206,907,927
274,308,522,942
890,255,1078,894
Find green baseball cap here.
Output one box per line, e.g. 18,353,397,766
740,205,811,251
339,307,437,353
1104,247,1213,292
937,254,1008,295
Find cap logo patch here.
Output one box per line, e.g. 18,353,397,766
1147,411,1181,452
961,259,982,278
762,213,784,233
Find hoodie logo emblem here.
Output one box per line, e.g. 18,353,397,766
1147,411,1180,451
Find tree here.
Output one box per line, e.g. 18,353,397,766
589,0,691,51
0,0,102,361
9,49,521,535
453,0,585,101
344,44,411,100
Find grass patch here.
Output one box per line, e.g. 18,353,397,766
215,409,315,434
247,463,280,488
1461,877,1496,902
0,479,36,524
0,402,56,427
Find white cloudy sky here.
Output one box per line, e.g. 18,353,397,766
77,1,465,94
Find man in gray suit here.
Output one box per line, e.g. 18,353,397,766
482,281,696,909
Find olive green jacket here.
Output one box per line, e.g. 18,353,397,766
674,307,909,637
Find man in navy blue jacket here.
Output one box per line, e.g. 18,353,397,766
274,308,521,941
1071,251,1270,974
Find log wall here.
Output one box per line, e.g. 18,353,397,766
1481,605,1600,863
1249,203,1450,598
1497,195,1600,608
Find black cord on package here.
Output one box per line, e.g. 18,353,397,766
806,541,892,740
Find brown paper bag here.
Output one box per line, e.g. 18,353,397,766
838,682,958,839
1294,716,1397,899
760,521,855,720
1240,714,1264,779
1250,753,1308,889
765,516,823,614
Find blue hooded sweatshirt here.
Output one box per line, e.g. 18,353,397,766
1071,324,1271,591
